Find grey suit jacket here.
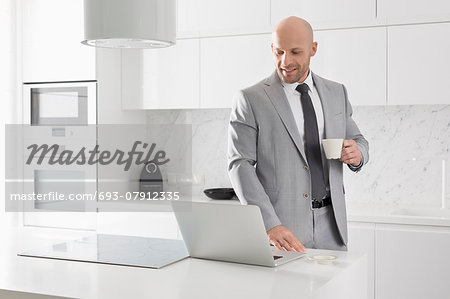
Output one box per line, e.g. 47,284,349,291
227,71,369,245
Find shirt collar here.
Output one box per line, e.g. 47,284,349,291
279,70,314,95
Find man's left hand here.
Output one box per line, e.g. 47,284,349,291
340,139,362,167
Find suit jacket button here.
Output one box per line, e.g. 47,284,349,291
303,193,309,199
303,165,309,171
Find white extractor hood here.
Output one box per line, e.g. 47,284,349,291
82,0,176,49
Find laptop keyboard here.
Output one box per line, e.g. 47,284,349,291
273,255,283,260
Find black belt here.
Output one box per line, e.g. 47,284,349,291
311,197,332,209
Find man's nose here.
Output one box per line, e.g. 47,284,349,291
281,52,292,66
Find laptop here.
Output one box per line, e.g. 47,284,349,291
172,201,306,267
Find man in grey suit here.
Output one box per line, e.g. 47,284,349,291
227,16,369,251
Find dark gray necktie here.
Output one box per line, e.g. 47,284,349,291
295,83,327,201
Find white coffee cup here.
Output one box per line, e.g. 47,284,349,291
322,139,344,159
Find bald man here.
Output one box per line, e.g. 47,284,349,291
227,16,369,251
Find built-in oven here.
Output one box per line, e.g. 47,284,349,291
23,81,96,125
22,81,97,229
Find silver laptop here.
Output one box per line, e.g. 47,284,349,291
172,201,306,267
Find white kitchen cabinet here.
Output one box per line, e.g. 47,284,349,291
311,27,386,106
177,0,271,38
21,0,95,82
121,39,200,110
378,0,450,25
96,48,147,123
348,222,375,299
375,224,450,299
271,0,379,31
200,34,274,108
388,23,450,105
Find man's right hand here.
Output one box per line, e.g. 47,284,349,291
267,225,306,252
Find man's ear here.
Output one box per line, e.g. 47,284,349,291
271,43,274,52
311,42,318,57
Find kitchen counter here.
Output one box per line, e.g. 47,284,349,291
0,226,367,299
204,198,450,227
346,201,450,227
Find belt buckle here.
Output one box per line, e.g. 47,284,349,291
311,199,323,209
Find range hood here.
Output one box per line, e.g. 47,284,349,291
82,0,176,49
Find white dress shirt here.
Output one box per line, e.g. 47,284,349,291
279,70,331,194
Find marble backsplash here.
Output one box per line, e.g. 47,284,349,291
146,104,450,207
146,109,231,197
347,105,450,207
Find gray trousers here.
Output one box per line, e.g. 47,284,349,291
302,205,347,251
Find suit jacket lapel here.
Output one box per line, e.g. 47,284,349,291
312,72,333,139
263,71,307,163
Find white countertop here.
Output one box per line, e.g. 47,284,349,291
202,197,450,227
346,201,450,227
0,226,367,299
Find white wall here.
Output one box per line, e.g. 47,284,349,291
0,0,19,228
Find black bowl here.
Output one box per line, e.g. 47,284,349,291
203,188,236,200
